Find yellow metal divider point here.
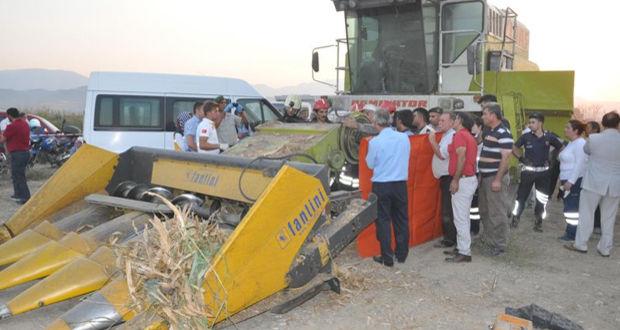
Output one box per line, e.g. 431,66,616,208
203,164,329,325
1,144,118,242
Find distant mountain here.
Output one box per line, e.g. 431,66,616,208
254,82,336,98
0,69,88,91
0,87,86,114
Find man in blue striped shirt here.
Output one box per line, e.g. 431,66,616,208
366,109,411,267
478,103,514,256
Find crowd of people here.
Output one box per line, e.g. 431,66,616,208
3,94,619,264
173,96,251,154
364,95,620,265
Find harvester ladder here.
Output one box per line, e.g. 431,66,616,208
499,7,518,71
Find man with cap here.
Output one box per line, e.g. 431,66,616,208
343,103,380,135
281,95,306,123
412,107,435,135
216,101,242,147
510,112,563,231
311,99,332,123
224,103,251,139
478,102,513,256
343,101,398,135
0,108,31,204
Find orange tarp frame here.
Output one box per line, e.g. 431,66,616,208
356,134,443,258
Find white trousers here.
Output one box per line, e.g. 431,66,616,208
451,176,478,256
574,188,620,255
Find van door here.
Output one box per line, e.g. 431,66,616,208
91,94,165,152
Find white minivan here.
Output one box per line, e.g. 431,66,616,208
83,72,281,152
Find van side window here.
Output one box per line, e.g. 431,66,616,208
94,95,164,131
119,97,162,127
96,97,114,126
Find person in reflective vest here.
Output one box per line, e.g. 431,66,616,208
558,120,588,241
510,113,563,232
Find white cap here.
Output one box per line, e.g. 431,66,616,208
29,118,41,128
362,104,378,112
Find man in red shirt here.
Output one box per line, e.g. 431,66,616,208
445,112,478,263
0,108,31,204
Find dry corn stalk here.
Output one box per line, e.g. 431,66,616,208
114,195,230,329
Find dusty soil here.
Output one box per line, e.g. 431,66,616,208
0,168,619,330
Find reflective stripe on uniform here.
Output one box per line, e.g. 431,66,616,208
512,201,520,216
564,212,579,226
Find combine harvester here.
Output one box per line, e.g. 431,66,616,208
0,144,376,328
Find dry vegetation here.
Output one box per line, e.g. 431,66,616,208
115,196,230,329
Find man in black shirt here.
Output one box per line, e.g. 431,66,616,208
511,113,563,231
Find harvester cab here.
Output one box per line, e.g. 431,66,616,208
313,0,574,136
0,144,377,329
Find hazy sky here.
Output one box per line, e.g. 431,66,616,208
0,0,618,101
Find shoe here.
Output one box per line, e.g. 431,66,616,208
10,196,20,201
533,217,543,232
396,258,406,264
445,253,472,263
15,199,27,205
510,216,520,229
558,235,574,241
433,240,455,248
596,249,610,258
443,248,458,256
373,256,394,267
563,244,587,254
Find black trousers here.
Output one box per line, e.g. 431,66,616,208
439,175,456,244
513,170,550,219
372,181,409,263
10,151,31,201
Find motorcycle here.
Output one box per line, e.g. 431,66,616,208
0,152,8,176
29,122,83,168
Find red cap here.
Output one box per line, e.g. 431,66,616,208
313,99,330,111
379,100,397,113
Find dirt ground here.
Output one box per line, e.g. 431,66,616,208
0,168,619,330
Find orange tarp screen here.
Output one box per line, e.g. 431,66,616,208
357,134,443,258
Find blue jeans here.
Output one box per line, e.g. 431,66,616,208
10,151,31,201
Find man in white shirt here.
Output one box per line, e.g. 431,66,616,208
429,112,456,248
0,117,10,132
197,101,226,154
413,108,435,135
